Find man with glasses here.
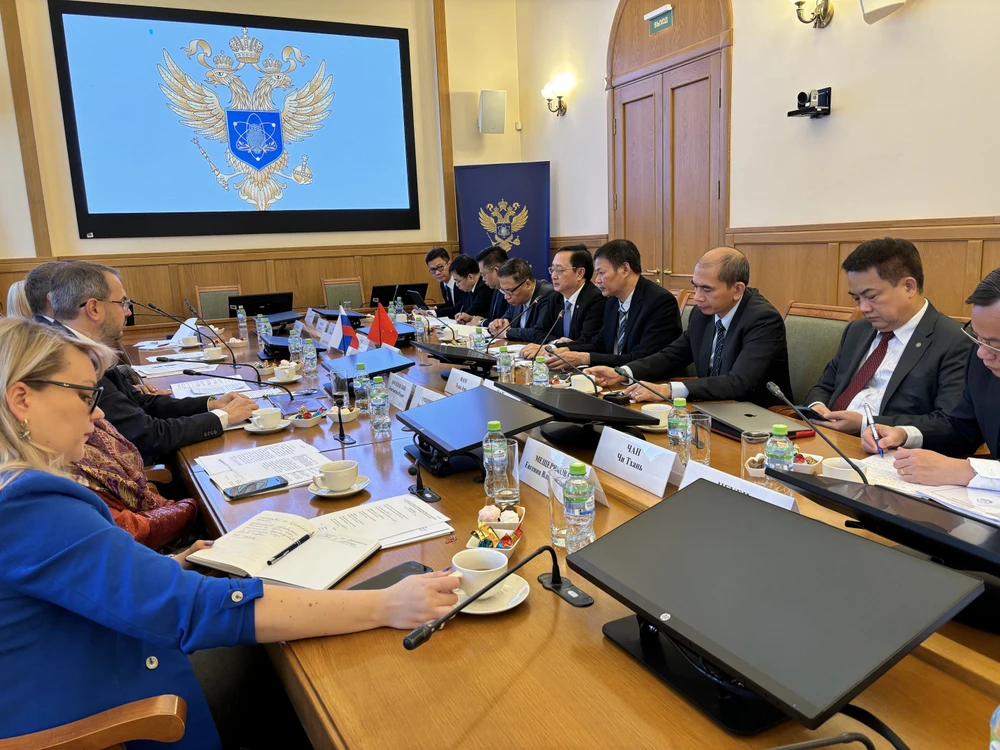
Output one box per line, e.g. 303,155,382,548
456,246,509,326
864,268,1000,489
46,261,255,464
486,258,554,341
803,238,971,434
448,254,492,320
519,245,606,354
424,247,467,318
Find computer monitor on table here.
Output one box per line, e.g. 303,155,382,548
229,292,294,318
370,283,428,307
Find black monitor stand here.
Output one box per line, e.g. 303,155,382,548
541,421,646,448
403,436,484,482
603,615,786,736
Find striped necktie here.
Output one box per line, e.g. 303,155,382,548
563,299,572,338
710,320,726,377
614,306,627,355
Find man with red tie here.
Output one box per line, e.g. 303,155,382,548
805,238,971,434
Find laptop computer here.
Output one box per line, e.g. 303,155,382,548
370,283,428,307
693,402,814,439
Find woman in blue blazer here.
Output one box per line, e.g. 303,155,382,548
0,319,459,748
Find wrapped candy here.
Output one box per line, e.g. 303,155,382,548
478,505,502,523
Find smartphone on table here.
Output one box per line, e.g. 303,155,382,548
223,476,288,501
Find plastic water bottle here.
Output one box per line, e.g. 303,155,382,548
370,376,391,437
764,424,795,490
472,326,486,352
532,355,549,387
413,316,426,343
990,704,1000,750
302,338,318,376
667,397,691,464
255,315,271,356
497,346,513,383
396,298,407,323
482,420,511,502
353,363,370,413
236,305,248,342
287,329,303,366
564,461,596,553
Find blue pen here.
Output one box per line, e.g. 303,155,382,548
862,402,884,457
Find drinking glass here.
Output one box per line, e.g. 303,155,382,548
343,300,353,312
489,439,520,507
330,371,351,407
689,414,712,465
741,430,770,485
547,467,570,548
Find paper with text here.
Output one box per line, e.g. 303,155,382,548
315,495,451,545
593,427,678,497
680,461,799,513
519,437,608,506
388,374,416,410
170,377,251,399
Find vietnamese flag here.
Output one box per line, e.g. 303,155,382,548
370,303,398,348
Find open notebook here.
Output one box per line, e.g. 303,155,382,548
188,511,380,590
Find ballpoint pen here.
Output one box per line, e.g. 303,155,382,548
862,401,884,458
266,532,313,566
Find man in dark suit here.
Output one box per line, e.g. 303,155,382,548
806,238,971,435
588,247,791,407
488,258,555,341
548,239,681,369
448,254,493,319
47,261,256,464
866,268,1000,490
457,246,509,326
425,247,467,317
518,245,606,352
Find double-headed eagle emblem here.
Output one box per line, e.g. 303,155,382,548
478,199,529,251
157,28,334,210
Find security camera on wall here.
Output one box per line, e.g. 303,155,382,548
860,0,913,24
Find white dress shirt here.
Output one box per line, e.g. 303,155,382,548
900,432,1000,491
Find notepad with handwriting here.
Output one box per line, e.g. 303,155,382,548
188,511,380,590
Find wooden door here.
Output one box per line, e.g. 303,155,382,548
662,54,724,286
612,75,662,284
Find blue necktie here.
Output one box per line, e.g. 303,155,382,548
562,299,572,338
614,306,627,355
710,319,726,376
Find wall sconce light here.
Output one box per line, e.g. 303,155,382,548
541,73,574,117
790,0,834,27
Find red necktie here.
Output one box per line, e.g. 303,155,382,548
831,331,894,412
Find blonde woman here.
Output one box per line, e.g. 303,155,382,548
5,280,30,318
0,319,459,748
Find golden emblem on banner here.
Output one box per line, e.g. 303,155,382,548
478,199,529,251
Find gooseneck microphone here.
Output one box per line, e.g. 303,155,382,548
766,381,868,485
157,357,263,386
422,308,462,343
544,344,599,396
181,370,294,403
185,298,238,372
133,300,211,344
611,367,674,404
484,294,543,346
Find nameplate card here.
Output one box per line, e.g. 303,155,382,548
410,385,446,409
304,308,317,327
356,334,371,353
388,374,416,411
293,320,305,335
593,427,679,498
382,343,402,355
679,462,799,513
445,369,483,395
482,379,522,402
519,437,608,507
314,318,329,335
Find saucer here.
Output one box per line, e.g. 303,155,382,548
309,476,370,498
244,420,290,434
180,343,202,349
202,355,228,362
457,574,530,615
267,375,302,384
638,424,669,433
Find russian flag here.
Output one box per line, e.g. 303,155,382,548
331,306,359,354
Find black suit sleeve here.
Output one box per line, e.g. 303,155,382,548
623,329,694,379
575,294,608,345
804,324,852,407
913,350,986,457
514,295,559,345
461,282,494,318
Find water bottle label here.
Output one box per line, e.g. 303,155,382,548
565,498,595,516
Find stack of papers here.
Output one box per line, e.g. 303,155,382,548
134,362,217,378
196,440,328,492
171,377,251,399
136,340,176,351
318,495,452,548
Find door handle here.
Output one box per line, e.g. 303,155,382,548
643,268,660,275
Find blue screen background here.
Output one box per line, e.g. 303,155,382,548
61,14,412,213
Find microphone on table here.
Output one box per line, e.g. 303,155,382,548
484,294,544,346
766,382,868,485
422,308,462,344
543,342,599,396
132,300,212,345
185,297,238,373
156,357,263,386
611,367,674,404
180,370,294,403
403,545,592,650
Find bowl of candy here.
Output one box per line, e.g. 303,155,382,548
290,406,324,428
253,360,276,377
228,336,247,348
548,375,570,389
325,405,359,423
744,454,767,479
469,504,524,558
791,452,822,474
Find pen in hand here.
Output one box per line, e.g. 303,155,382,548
266,532,313,566
862,402,884,458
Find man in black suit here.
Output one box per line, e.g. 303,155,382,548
448,254,493,319
806,238,971,435
425,247,467,317
47,261,256,464
487,258,555,341
588,247,791,407
518,245,606,352
548,239,681,369
457,246,509,326
865,268,1000,490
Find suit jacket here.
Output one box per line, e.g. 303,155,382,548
805,302,972,430
483,287,509,325
565,276,682,368
628,287,791,407
502,280,556,341
435,280,469,318
459,276,492,319
518,281,607,345
919,349,1000,459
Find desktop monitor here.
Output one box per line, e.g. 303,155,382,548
370,283,427,306
412,341,495,376
229,292,294,318
568,479,982,733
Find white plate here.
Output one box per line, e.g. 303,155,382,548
202,355,228,362
308,476,370,497
180,343,202,349
638,423,669,433
244,420,291,434
267,375,302,384
457,574,530,615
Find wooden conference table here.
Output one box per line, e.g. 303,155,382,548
126,327,999,749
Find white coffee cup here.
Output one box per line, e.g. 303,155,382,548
274,365,296,381
313,460,358,492
438,327,455,342
451,548,508,600
250,407,282,430
641,403,671,427
203,346,223,359
822,457,868,483
180,335,199,347
570,374,597,393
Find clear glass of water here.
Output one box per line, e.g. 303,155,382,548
490,439,520,507
330,372,350,407
343,301,353,312
741,430,771,485
547,467,570,548
689,414,712,465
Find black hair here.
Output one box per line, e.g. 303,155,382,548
449,254,479,278
425,247,450,266
24,261,66,316
496,258,534,284
475,245,508,271
966,268,1000,307
708,250,750,287
594,239,641,275
842,237,924,292
554,244,594,282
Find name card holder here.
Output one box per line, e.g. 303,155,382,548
388,374,416,411
410,385,446,409
304,308,318,327
679,462,799,513
445,369,483,396
519,437,608,506
592,426,679,498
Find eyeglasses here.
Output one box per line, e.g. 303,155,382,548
548,265,573,275
80,298,131,312
500,278,529,298
22,380,104,414
428,264,448,274
962,322,1000,355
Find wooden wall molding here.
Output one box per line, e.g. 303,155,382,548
432,0,457,243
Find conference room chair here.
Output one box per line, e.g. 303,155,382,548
781,301,861,404
668,288,690,311
0,695,186,749
322,277,364,310
195,284,241,321
679,293,697,332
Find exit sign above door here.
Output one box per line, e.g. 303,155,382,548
644,4,673,35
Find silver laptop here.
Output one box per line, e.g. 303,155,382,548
693,402,811,437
